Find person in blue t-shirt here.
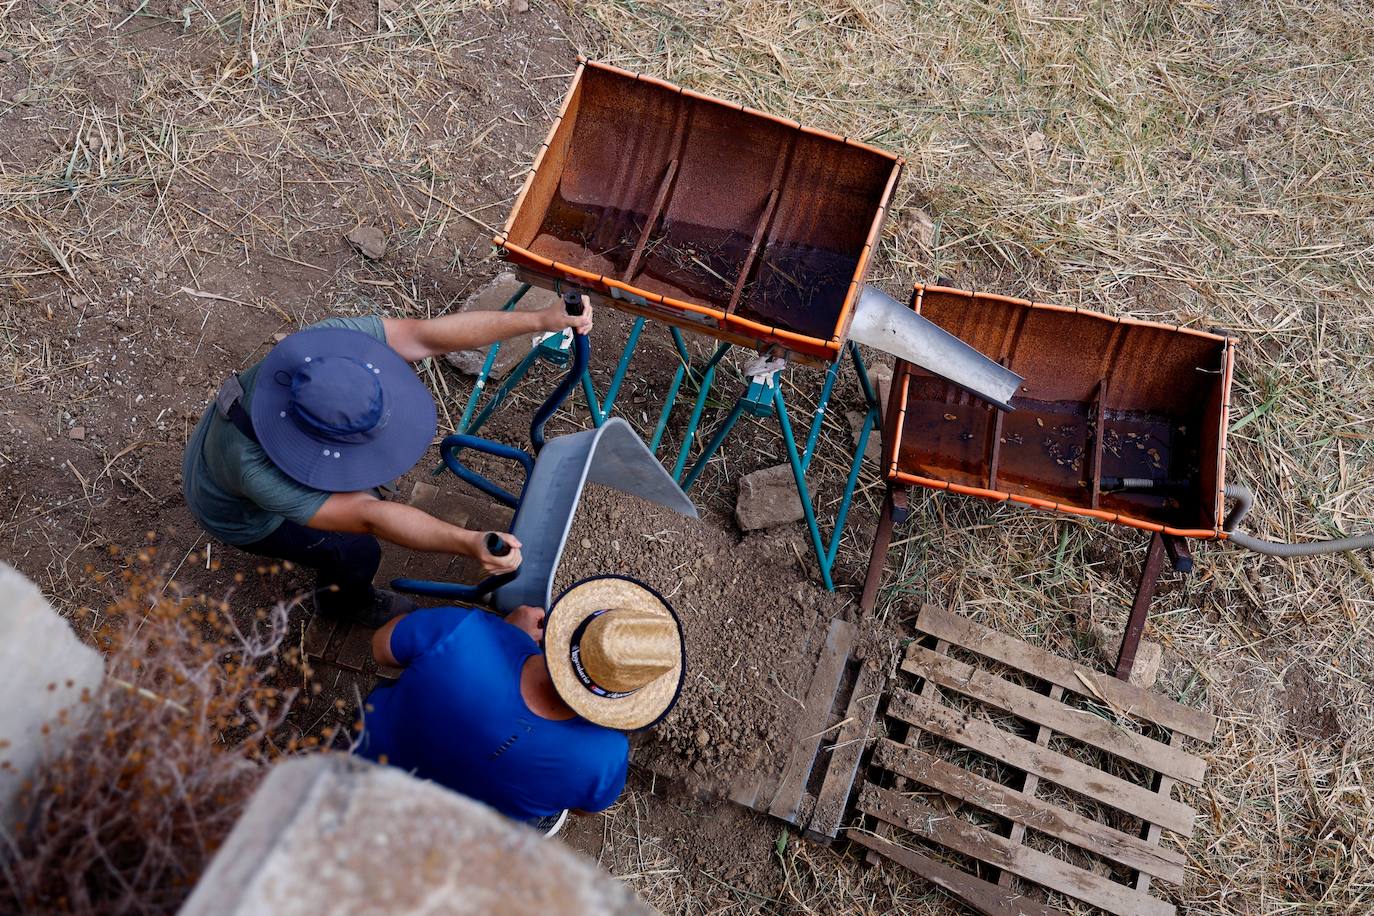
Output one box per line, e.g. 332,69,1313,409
181,301,591,627
359,575,685,836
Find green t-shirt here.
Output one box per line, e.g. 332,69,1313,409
181,315,387,545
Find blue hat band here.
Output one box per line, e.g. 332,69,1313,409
288,400,390,444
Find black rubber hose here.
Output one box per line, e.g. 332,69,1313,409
1223,484,1374,556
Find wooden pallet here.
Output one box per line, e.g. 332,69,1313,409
851,605,1215,916
730,617,887,843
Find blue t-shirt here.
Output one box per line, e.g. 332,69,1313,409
181,315,386,545
359,607,629,822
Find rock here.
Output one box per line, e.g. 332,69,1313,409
346,224,388,260
845,410,881,463
67,426,85,440
695,729,710,747
0,563,105,827
1026,130,1047,153
181,756,650,915
512,0,530,10
444,272,558,378
0,49,14,65
909,207,937,248
10,87,37,105
1091,623,1163,689
735,464,804,532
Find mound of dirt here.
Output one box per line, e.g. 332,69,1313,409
554,484,854,794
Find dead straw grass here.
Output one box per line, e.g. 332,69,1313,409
572,0,1374,912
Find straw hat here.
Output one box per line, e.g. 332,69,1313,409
543,575,685,732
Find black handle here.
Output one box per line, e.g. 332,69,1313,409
562,290,585,317
484,531,511,557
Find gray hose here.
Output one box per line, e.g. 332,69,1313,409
1223,484,1374,556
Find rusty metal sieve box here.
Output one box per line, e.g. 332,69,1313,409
496,60,903,363
885,284,1235,538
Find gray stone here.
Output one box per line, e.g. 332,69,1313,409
180,755,649,916
1091,623,1163,689
735,463,804,531
845,410,881,463
444,271,558,378
0,563,104,829
346,224,387,260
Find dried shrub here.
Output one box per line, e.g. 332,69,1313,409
0,551,332,915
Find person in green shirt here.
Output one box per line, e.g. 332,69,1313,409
182,300,592,627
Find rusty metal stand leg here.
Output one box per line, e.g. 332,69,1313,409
859,485,908,614
1115,531,1166,680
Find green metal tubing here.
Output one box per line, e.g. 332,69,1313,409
650,363,687,454
671,342,732,481
580,370,606,427
679,398,747,491
825,404,876,569
601,317,645,417
466,344,546,436
801,356,845,474
849,342,879,408
774,388,835,591
454,283,529,434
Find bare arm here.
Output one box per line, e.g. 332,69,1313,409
382,298,592,362
308,491,521,574
372,614,405,667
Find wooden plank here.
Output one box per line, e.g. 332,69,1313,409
724,188,780,317
1136,731,1184,896
1000,685,1062,890
806,657,885,840
624,158,680,281
768,618,855,823
1088,379,1108,509
886,690,1197,836
848,828,1065,916
302,614,339,658
867,636,950,867
332,622,375,673
913,606,1215,741
902,645,1206,786
872,740,1187,884
858,786,1175,916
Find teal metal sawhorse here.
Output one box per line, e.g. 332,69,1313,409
450,283,879,592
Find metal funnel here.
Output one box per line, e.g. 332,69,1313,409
848,285,1023,411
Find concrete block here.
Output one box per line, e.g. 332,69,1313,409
735,464,805,532
444,271,557,378
845,410,881,463
0,562,104,829
1091,623,1163,689
180,755,649,916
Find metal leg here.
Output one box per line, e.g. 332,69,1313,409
800,356,844,473
455,283,530,434
824,399,875,569
1115,531,1167,680
601,316,645,417
671,342,731,481
679,398,747,491
775,388,834,591
467,344,546,436
859,486,906,613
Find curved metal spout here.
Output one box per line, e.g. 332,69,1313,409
849,285,1023,411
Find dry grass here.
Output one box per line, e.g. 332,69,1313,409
0,549,326,914
2,0,1372,913
573,0,1374,913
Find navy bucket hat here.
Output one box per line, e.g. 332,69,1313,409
250,327,437,492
